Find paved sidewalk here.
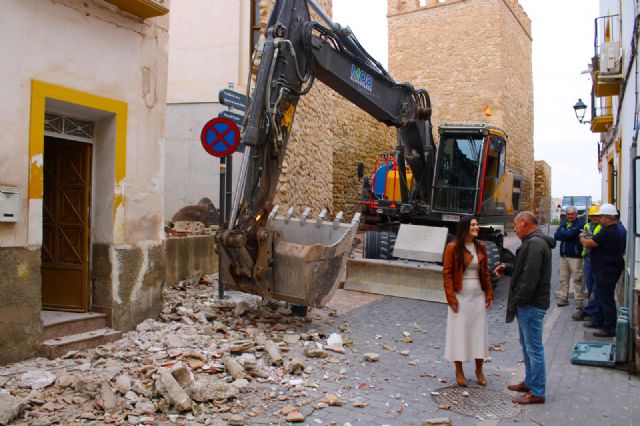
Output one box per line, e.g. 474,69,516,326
302,227,640,425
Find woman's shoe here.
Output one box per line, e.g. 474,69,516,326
455,370,467,387
475,369,486,386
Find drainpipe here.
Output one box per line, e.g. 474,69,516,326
627,0,640,373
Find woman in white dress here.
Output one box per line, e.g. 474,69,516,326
443,216,494,386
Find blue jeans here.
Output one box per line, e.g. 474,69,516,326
516,306,546,397
582,257,597,317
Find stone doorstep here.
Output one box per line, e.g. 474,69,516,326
40,328,123,359
43,313,108,340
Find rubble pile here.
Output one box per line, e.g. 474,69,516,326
0,276,361,425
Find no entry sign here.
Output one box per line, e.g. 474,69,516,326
200,117,240,157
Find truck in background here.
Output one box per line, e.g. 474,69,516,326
560,195,592,219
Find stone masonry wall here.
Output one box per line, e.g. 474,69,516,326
534,160,552,223
260,0,396,219
388,0,534,210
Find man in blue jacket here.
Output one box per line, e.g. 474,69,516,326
554,206,585,307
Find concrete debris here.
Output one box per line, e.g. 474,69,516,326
264,340,284,366
186,376,239,402
363,353,380,362
326,333,345,353
19,370,56,390
0,279,377,424
304,342,328,358
422,417,452,425
156,369,193,412
0,393,26,424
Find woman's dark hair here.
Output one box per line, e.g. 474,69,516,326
455,216,477,263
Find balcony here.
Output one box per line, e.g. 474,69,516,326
591,15,622,98
103,0,169,19
590,104,613,133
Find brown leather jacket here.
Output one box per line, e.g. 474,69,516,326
442,240,494,308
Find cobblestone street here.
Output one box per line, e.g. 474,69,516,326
1,228,639,425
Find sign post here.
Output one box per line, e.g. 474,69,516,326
200,116,241,300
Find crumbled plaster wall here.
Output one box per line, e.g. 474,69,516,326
0,248,42,364
92,242,166,331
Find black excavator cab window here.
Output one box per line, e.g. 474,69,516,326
432,133,483,213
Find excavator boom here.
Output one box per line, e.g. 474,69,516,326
216,0,436,306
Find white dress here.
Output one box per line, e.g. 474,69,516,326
444,243,489,362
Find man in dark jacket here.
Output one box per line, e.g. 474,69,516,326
553,206,585,307
496,211,555,404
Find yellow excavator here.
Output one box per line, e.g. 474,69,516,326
215,0,521,308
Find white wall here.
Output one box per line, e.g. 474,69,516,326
165,0,250,219
0,0,169,246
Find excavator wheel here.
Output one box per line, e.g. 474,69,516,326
364,231,381,259
364,231,397,260
483,240,501,287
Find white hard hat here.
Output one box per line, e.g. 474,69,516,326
598,203,618,216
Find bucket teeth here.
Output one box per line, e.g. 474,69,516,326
285,207,295,223
316,208,328,227
351,212,362,226
333,211,344,228
300,207,311,225
268,205,280,222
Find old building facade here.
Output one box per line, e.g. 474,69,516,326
0,0,169,363
388,0,534,210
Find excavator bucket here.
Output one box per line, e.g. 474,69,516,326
219,210,359,308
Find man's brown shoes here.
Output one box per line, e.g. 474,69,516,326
512,393,545,404
507,382,530,392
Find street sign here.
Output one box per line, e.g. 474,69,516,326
200,117,240,157
218,110,245,127
218,89,247,110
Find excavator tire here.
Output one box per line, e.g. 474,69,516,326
364,231,381,259
483,240,501,287
379,231,397,260
364,231,397,260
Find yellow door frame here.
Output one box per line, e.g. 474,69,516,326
29,80,128,244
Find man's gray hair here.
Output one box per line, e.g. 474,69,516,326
565,206,577,214
517,211,538,225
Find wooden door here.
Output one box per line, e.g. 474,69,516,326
42,137,92,311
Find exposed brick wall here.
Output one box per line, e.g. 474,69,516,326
388,0,535,211
259,0,396,218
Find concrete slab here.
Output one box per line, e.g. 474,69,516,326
392,224,448,262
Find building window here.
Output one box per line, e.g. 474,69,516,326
607,156,617,205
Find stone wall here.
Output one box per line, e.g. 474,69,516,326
0,247,42,364
534,160,552,223
259,0,396,219
388,0,534,210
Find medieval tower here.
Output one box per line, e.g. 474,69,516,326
388,0,534,210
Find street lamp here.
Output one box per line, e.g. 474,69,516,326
573,98,588,123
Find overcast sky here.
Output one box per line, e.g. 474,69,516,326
333,0,601,201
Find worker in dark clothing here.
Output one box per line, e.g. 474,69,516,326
495,211,555,404
580,203,624,337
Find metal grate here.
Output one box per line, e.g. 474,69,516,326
431,386,521,419
45,113,94,141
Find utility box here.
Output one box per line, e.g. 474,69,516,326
0,186,21,223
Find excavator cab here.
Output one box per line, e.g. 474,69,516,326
432,123,521,220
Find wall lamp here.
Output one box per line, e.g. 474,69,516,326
573,98,590,124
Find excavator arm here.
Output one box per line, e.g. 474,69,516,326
216,0,436,305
